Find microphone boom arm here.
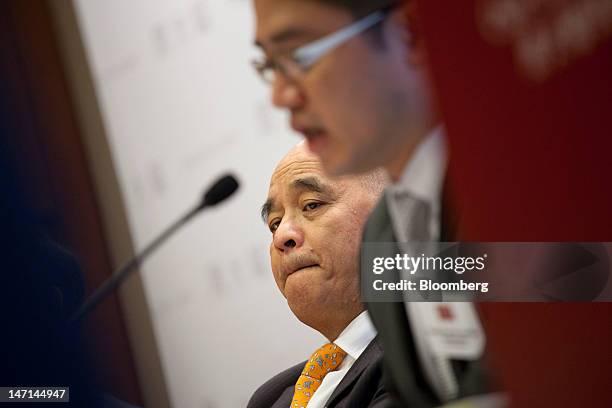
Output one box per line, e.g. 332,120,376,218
70,206,199,322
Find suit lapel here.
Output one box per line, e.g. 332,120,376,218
363,196,439,407
325,339,382,407
364,195,396,242
255,362,302,408
271,386,296,408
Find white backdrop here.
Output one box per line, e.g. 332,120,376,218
72,1,322,406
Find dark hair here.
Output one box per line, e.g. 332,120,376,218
315,0,400,19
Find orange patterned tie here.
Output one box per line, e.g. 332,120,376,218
291,343,347,408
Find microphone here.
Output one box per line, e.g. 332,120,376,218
70,174,239,322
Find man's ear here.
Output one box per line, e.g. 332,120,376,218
388,1,427,67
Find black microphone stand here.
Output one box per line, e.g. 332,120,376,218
70,206,200,322
70,174,239,322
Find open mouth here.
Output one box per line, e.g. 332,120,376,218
302,129,328,155
291,120,329,155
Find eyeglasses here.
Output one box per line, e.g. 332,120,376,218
252,9,390,84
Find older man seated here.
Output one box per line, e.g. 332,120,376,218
248,143,389,408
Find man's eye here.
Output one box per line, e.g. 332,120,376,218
269,220,280,233
303,202,322,211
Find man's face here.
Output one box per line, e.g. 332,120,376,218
254,0,430,176
263,145,374,328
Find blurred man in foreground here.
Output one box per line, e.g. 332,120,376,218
252,0,492,406
247,143,389,408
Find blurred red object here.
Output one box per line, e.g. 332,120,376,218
417,0,612,406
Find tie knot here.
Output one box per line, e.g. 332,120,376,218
302,343,347,381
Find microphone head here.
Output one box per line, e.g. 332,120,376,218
201,174,239,208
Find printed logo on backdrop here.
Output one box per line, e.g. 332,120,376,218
476,0,612,81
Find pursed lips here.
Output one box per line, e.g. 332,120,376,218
282,257,320,280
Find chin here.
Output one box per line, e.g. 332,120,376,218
288,300,327,334
285,285,314,310
286,286,322,318
323,151,376,176
320,155,354,177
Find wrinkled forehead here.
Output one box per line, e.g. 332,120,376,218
262,150,334,221
262,146,376,222
266,145,355,208
269,147,331,193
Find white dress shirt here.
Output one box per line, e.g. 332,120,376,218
382,127,485,402
306,311,377,408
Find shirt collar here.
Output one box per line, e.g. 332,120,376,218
333,311,377,361
388,125,447,204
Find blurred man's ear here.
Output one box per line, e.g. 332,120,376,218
389,1,427,67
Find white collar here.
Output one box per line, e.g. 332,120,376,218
388,125,447,204
333,311,376,360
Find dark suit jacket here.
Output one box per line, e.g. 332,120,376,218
247,338,396,408
363,197,490,408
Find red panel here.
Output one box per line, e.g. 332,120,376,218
417,1,612,406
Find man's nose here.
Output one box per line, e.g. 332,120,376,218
273,218,305,252
271,75,304,110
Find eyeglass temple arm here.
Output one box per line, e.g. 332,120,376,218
293,11,387,69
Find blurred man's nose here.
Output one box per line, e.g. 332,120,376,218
273,217,305,252
271,75,304,110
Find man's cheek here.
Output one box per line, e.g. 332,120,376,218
269,255,284,290
272,271,285,295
